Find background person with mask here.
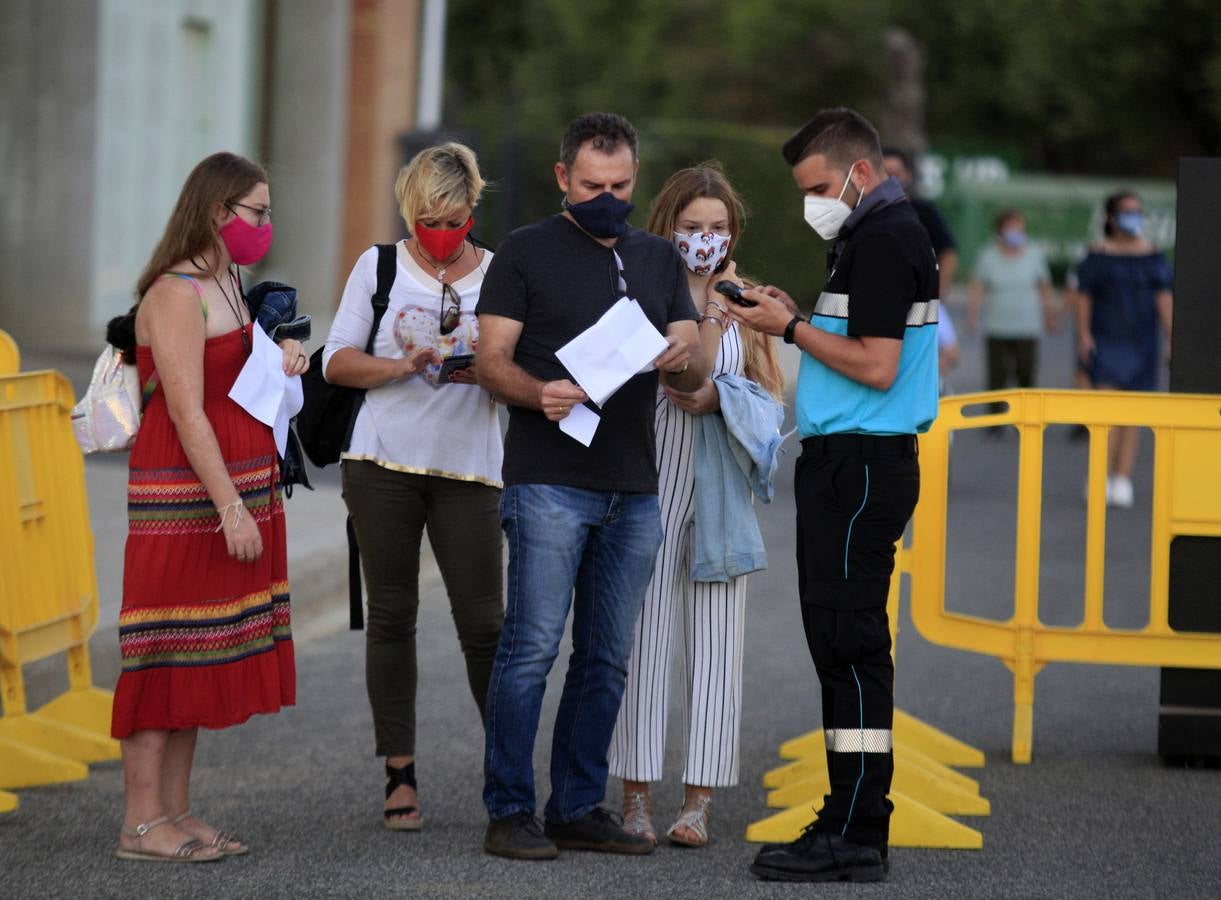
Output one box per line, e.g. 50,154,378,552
1074,190,1173,507
475,112,707,861
882,147,957,300
966,209,1058,407
728,108,938,884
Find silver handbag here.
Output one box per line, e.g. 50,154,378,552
71,345,144,453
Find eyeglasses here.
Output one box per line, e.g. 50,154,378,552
609,250,628,299
227,201,272,226
439,282,461,335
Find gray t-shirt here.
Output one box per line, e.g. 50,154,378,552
973,244,1050,338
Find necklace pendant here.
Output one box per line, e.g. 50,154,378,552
436,267,447,281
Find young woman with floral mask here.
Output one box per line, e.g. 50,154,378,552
607,164,784,848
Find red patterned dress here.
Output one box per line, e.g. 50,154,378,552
110,321,295,738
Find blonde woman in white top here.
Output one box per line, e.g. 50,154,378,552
322,142,503,831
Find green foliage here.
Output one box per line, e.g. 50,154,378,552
445,0,1219,276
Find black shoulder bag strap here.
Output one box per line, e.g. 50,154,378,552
348,243,397,630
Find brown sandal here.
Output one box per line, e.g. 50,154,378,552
114,815,224,863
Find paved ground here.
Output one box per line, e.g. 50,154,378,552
3,301,1219,898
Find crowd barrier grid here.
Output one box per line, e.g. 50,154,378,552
909,388,1221,764
1,357,119,801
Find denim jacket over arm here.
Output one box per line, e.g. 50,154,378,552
690,374,786,583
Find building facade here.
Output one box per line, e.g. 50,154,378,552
1,0,421,354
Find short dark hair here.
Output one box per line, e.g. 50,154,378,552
881,146,914,178
781,108,883,171
993,208,1024,234
560,112,639,170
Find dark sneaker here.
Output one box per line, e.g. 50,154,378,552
749,825,885,882
484,812,559,860
544,807,655,855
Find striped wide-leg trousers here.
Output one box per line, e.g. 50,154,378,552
608,395,746,787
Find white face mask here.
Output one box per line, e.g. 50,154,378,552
672,230,731,276
803,163,861,241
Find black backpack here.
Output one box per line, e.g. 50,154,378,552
296,244,396,467
295,243,396,628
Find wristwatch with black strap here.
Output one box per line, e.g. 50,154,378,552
783,315,804,345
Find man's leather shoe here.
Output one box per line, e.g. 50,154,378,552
749,826,886,882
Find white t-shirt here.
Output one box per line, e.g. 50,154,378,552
322,243,503,487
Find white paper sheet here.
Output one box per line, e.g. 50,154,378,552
558,402,600,447
555,298,669,407
228,323,305,457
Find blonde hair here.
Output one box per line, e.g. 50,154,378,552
646,163,785,401
394,142,485,229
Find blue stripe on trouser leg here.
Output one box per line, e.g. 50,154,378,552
842,665,866,834
843,464,870,579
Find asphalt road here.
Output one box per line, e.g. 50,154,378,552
3,303,1219,898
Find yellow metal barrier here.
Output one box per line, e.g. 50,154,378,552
1,367,119,796
910,388,1221,763
0,329,18,375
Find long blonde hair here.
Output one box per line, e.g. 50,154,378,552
136,152,268,300
646,164,785,400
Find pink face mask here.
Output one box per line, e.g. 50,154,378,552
219,214,273,265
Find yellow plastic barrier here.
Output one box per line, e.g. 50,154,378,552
910,388,1221,763
1,368,119,794
0,330,18,375
748,535,989,848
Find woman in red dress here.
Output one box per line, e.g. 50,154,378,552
110,152,306,862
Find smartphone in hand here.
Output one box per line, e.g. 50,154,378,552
437,353,474,384
714,280,756,307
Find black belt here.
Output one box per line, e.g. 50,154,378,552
801,433,918,458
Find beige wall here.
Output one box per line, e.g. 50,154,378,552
341,0,420,285
261,0,352,332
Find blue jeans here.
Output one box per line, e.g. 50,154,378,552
483,483,663,823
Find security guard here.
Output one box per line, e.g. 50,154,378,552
728,107,938,883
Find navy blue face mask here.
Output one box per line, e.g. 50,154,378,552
562,192,635,239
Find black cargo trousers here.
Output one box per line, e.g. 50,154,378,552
793,433,920,853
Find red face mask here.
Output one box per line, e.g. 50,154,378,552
219,214,273,266
415,217,473,263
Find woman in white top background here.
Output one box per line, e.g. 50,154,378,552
608,164,784,848
322,142,504,831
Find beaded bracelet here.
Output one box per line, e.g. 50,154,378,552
214,500,245,533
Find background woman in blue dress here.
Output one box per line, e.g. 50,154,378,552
1074,191,1174,507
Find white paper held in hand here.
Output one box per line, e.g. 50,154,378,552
559,402,600,447
228,323,305,457
555,298,669,407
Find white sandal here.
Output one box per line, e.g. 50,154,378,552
114,815,224,863
666,794,712,848
623,789,657,845
171,810,249,856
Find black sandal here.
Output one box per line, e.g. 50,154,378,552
383,761,422,832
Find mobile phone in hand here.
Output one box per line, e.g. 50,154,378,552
714,280,756,307
437,353,474,384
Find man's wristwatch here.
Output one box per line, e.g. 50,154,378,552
783,315,804,344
